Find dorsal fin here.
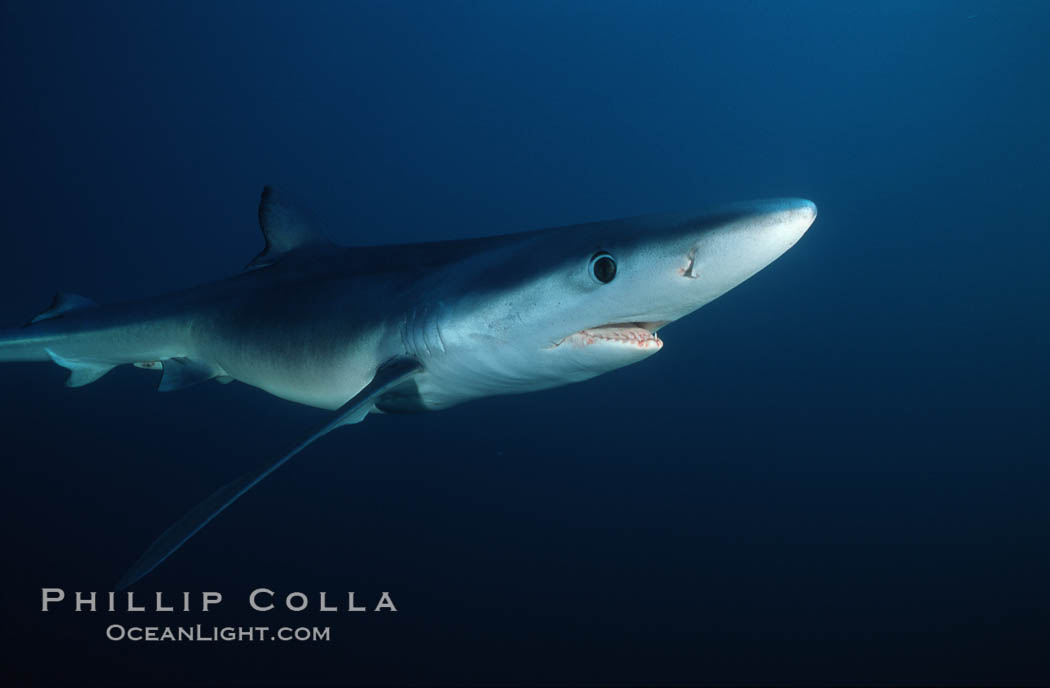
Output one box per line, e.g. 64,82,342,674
245,186,330,270
28,293,96,325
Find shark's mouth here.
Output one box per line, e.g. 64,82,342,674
551,322,665,350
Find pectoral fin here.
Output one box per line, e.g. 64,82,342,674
115,356,422,589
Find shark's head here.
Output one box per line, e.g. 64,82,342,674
411,198,816,409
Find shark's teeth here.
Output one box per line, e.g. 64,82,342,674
555,324,662,349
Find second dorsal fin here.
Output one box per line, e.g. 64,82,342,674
246,186,330,270
28,293,96,325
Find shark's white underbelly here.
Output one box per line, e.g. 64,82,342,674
192,321,391,411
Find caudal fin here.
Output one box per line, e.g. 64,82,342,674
3,292,218,390
0,292,100,366
0,292,117,386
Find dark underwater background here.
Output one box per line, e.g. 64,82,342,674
1,1,1048,685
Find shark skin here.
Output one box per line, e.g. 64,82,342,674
0,187,816,586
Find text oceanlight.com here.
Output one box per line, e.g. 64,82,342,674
105,624,330,642
40,588,398,643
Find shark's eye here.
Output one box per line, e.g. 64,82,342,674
589,252,617,284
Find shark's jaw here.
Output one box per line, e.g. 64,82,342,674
549,322,666,351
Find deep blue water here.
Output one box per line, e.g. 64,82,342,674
1,1,1048,685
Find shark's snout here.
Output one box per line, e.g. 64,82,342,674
729,197,816,258
763,197,817,246
664,197,815,318
687,198,815,280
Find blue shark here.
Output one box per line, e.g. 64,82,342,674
0,187,816,587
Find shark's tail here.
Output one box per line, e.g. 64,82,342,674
0,294,99,361
0,327,47,362
1,292,217,390
0,293,121,386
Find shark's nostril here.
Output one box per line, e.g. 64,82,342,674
681,247,700,279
